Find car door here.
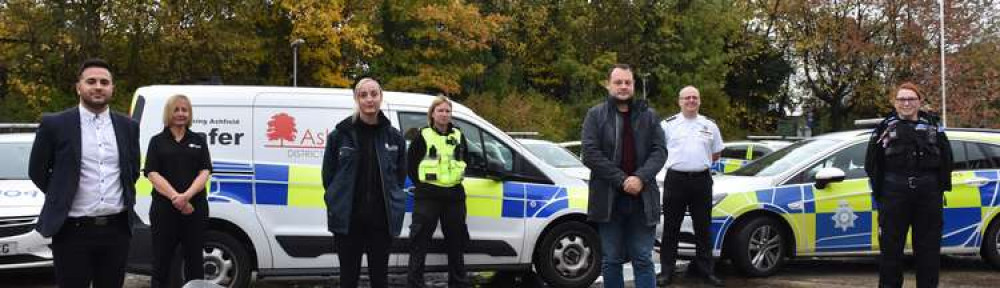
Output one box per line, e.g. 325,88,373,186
792,142,873,253
395,111,526,266
942,140,1000,250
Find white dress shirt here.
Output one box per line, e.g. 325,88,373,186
661,113,724,172
70,105,125,217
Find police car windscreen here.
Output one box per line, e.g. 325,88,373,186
729,139,840,177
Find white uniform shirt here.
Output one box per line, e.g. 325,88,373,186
71,105,125,217
661,113,724,172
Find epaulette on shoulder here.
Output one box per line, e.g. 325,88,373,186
918,111,941,125
664,115,678,122
880,115,898,126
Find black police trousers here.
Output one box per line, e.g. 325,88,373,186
660,169,715,277
335,213,392,288
878,173,943,288
407,197,470,288
150,200,206,288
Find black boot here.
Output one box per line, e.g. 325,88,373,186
703,274,724,287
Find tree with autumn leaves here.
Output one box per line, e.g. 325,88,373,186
1,0,997,140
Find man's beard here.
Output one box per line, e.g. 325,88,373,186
614,94,633,106
81,94,110,109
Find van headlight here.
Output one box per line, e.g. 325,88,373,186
711,193,727,207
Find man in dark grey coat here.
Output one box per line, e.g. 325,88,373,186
581,64,666,288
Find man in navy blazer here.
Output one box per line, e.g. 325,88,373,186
29,58,140,288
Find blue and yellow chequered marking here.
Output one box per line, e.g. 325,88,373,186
942,171,986,248
135,160,253,204
708,169,1000,256
812,179,873,252
712,159,749,174
183,161,588,219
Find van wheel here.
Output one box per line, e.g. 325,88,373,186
172,230,252,288
982,218,1000,270
533,221,601,288
729,216,788,277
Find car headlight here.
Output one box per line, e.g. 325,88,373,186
711,193,727,207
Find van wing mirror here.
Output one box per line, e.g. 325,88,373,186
814,167,846,189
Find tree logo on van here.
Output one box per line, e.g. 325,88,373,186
267,113,297,146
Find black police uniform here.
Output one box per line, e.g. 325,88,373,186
144,128,213,287
864,111,952,288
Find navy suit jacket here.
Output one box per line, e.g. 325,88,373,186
28,107,141,237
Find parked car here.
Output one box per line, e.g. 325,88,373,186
673,128,1000,276
517,138,589,181
713,140,792,174
0,132,52,270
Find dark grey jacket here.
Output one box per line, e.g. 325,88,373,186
581,96,667,225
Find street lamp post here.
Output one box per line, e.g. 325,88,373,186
291,38,305,87
940,0,947,127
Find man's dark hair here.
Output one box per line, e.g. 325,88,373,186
77,58,112,80
608,64,632,79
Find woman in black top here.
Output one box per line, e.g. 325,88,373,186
144,94,212,287
321,77,407,288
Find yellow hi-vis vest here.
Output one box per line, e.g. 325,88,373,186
417,127,467,187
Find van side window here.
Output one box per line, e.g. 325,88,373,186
397,113,426,145
452,119,513,173
397,112,515,175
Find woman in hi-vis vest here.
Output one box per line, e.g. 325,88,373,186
406,96,471,288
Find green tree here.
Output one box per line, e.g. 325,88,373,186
371,0,506,95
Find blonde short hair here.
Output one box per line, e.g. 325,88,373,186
427,95,452,126
162,94,192,128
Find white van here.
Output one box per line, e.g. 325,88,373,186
126,85,600,287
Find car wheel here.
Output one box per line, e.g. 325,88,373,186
982,218,1000,270
534,221,601,288
729,216,788,277
171,230,253,288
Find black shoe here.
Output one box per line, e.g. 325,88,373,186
656,274,673,286
703,274,724,287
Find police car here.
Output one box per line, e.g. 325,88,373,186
126,86,600,287
676,128,1000,276
713,140,791,174
0,133,53,270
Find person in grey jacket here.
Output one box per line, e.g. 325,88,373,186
322,77,407,288
581,64,667,288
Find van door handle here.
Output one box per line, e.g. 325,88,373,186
964,177,990,187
